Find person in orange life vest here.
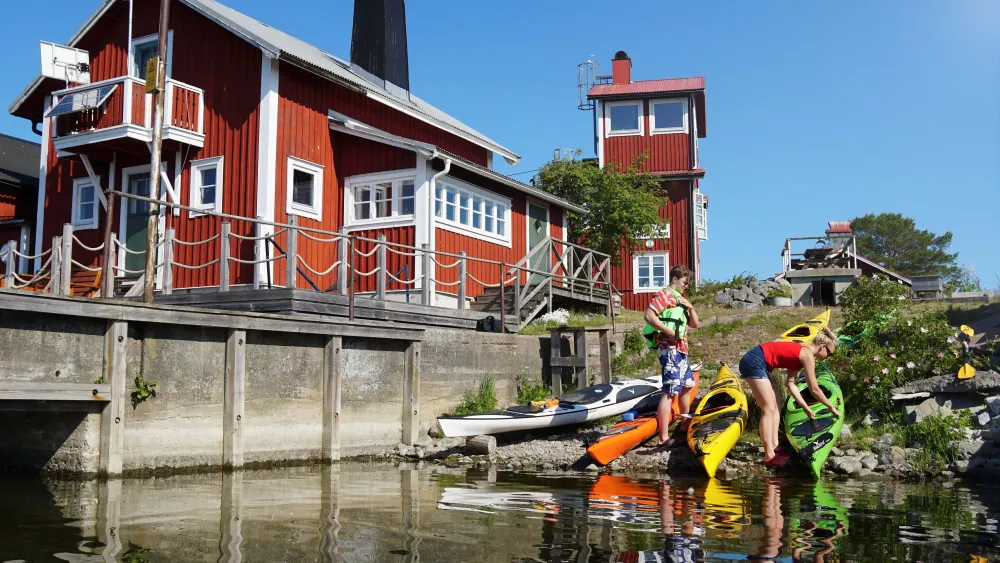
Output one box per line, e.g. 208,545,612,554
644,265,700,446
738,327,840,466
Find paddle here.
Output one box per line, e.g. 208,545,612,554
957,325,976,380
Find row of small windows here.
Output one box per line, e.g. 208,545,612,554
607,98,688,136
434,182,508,239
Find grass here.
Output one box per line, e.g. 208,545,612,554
452,377,499,415
516,378,550,405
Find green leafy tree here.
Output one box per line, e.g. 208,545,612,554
532,151,667,265
850,213,959,278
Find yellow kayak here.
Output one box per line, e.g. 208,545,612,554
777,309,831,343
687,364,748,478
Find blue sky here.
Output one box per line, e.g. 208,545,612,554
1,0,997,287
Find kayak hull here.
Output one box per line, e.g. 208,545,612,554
586,371,699,465
778,309,831,343
687,364,747,478
437,376,662,438
783,367,845,478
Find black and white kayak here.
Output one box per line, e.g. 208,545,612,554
437,376,663,438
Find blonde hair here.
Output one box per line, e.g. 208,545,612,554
812,327,837,350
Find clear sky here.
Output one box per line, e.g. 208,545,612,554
1,0,997,288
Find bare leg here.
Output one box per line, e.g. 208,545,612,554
678,387,694,416
746,377,780,461
657,393,674,443
757,478,784,558
770,378,782,451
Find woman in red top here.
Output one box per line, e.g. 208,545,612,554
738,327,840,466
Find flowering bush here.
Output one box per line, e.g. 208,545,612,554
830,277,976,420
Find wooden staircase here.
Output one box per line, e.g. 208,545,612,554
470,284,550,331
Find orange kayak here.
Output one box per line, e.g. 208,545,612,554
587,371,699,465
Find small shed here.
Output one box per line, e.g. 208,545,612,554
911,275,945,299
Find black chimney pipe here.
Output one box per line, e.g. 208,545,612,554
351,0,410,92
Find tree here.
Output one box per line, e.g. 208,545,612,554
850,213,959,278
533,152,667,265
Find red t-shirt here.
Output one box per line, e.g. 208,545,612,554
760,341,804,371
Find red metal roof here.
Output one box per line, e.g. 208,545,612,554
652,168,706,178
588,77,705,98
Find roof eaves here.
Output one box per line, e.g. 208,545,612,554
587,88,705,100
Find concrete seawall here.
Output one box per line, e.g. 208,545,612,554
0,291,615,476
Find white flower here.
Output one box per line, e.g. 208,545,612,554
897,366,904,373
907,320,913,327
920,327,928,333
907,361,915,369
898,295,906,300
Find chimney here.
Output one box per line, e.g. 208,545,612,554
351,0,410,94
611,50,631,84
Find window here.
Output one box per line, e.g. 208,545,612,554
634,253,669,293
607,101,643,136
286,157,324,221
72,177,98,230
345,171,417,227
650,98,688,134
434,178,511,244
189,156,223,215
695,190,708,241
130,32,173,79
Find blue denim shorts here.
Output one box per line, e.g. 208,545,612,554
659,348,695,395
739,345,771,380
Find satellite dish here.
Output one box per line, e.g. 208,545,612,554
40,41,90,84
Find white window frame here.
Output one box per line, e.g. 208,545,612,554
285,156,324,222
343,169,417,230
633,252,670,294
434,176,512,247
71,177,99,231
605,100,644,137
649,97,689,135
695,189,708,241
189,156,224,216
130,31,175,79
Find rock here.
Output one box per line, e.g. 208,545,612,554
987,396,1000,417
856,468,874,478
976,411,992,427
398,444,415,457
862,413,879,427
585,464,600,472
892,370,1000,396
941,470,956,479
715,292,734,306
414,447,425,459
846,449,858,456
777,277,791,287
860,454,878,470
879,446,907,468
951,460,970,474
748,293,765,306
832,447,845,457
832,457,863,476
427,425,445,440
840,424,853,439
904,397,952,424
956,439,988,461
873,434,895,453
542,463,555,471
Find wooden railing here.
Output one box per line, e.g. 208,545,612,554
51,76,204,138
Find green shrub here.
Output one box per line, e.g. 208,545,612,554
903,413,970,474
453,377,498,415
838,275,908,336
516,378,550,405
623,327,645,355
767,285,791,299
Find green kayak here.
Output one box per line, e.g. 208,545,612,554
783,362,845,478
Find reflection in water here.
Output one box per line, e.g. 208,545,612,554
0,464,998,562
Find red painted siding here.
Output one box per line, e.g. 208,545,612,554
0,184,34,223
612,180,692,311
603,100,691,173
40,0,262,290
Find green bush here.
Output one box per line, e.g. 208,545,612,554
516,378,550,405
453,377,498,415
623,327,645,355
838,275,908,336
903,413,970,474
767,285,791,299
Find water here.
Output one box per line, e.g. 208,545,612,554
1,463,998,562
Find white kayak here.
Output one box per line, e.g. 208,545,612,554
437,375,663,438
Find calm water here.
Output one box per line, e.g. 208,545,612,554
1,463,998,562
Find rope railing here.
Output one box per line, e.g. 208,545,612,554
297,230,340,243
173,233,220,246
171,258,220,270
353,246,379,258
227,254,283,266
71,236,105,253
71,259,103,273
297,256,341,277
387,270,420,285
231,228,287,242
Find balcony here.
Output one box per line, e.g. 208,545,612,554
50,76,205,155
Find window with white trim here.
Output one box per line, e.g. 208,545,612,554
189,156,223,215
72,177,98,230
650,98,688,134
434,178,510,243
606,101,643,136
634,252,669,292
695,189,708,241
130,32,173,79
286,157,323,221
345,171,416,227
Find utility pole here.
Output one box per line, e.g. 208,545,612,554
142,0,171,303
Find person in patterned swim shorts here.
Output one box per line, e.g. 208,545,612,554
643,265,700,447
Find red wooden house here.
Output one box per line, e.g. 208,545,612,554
9,0,600,319
587,51,709,311
0,134,40,275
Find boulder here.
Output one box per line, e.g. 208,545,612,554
873,434,895,453
955,439,987,461
777,277,792,287
831,457,863,476
831,447,845,457
976,411,992,427
840,424,853,439
892,371,1000,396
860,454,879,470
986,395,1000,417
715,292,734,306
878,446,907,468
904,397,951,424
